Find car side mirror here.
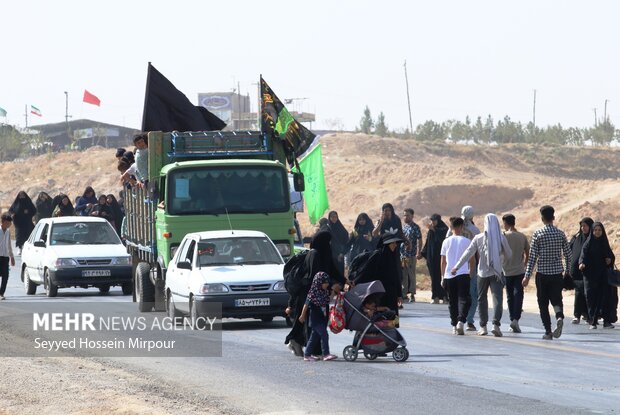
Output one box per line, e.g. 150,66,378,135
177,260,192,270
34,240,46,248
293,172,304,192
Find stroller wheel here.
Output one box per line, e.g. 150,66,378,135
392,347,409,362
364,352,378,361
343,345,358,362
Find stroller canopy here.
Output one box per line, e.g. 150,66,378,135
345,280,385,310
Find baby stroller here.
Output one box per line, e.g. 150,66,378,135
342,280,409,362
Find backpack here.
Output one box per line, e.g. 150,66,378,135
283,249,311,295
348,249,376,283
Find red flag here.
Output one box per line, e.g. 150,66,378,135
83,90,101,106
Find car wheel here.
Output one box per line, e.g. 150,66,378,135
190,297,206,330
121,282,133,295
135,262,154,312
44,270,58,298
23,267,36,295
98,285,110,295
261,317,274,323
167,291,182,319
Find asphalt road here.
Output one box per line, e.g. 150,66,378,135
1,258,619,415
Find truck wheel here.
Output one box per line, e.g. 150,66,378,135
121,282,133,295
98,285,110,294
136,262,154,312
153,267,166,312
44,270,58,298
23,267,36,295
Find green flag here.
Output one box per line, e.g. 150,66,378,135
297,144,329,224
0,107,6,117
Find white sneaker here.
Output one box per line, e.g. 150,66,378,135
456,321,465,335
553,318,563,339
492,324,503,337
452,326,458,335
430,298,438,304
478,325,488,336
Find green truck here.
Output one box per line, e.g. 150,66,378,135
125,130,302,312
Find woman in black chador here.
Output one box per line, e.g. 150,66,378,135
326,210,349,277
346,212,375,264
579,222,616,329
9,191,36,253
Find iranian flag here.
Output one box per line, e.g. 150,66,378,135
31,105,42,117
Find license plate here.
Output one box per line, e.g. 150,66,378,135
82,270,111,277
235,298,270,307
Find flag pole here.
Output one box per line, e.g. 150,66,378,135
24,104,28,128
404,60,414,134
141,62,152,132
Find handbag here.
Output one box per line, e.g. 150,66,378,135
562,272,575,290
329,292,346,334
607,266,620,287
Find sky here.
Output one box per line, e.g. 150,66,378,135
1,1,619,132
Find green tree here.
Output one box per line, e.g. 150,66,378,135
414,120,446,142
359,106,374,134
375,112,388,137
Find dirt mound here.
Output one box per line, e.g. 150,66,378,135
394,185,533,218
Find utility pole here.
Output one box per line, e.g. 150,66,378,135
64,91,70,124
403,60,414,134
532,89,537,128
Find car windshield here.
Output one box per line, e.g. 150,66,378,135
167,166,289,215
50,222,121,245
197,237,283,267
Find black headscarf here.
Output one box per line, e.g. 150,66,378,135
307,230,344,286
34,192,53,222
327,211,349,249
107,194,124,234
9,191,36,217
56,195,75,216
354,212,374,235
580,222,615,276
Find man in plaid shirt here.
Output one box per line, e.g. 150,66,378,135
523,205,572,340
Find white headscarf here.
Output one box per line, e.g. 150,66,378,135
461,205,474,223
484,214,503,276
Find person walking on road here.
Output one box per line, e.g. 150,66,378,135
523,205,571,340
0,214,16,300
8,191,36,254
443,217,475,335
34,191,53,224
421,213,449,304
460,206,481,331
454,214,511,337
579,222,615,329
569,217,594,324
501,214,530,334
326,210,349,278
401,208,422,303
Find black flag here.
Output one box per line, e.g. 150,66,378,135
260,76,315,159
142,63,226,132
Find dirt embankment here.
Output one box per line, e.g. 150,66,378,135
2,136,620,253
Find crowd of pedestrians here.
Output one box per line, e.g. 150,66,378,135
286,202,618,361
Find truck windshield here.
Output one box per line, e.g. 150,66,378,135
168,166,289,215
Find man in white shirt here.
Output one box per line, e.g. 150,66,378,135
441,217,476,335
0,214,16,300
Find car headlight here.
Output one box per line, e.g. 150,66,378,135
112,257,132,266
199,283,229,294
275,243,291,257
273,281,286,291
55,258,78,268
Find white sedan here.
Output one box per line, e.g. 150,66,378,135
165,230,288,325
21,217,132,297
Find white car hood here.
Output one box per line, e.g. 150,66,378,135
193,263,284,284
48,244,128,259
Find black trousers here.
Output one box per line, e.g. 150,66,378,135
446,274,471,326
573,279,589,320
505,274,525,321
535,273,564,333
584,273,608,325
0,257,9,296
428,259,446,299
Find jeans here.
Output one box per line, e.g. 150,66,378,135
573,279,589,320
0,257,9,296
446,274,471,326
505,274,524,321
467,263,479,324
401,256,417,296
305,304,330,357
535,273,564,333
477,276,504,326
